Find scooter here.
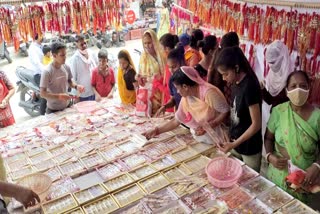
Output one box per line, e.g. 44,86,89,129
15,66,41,117
0,41,12,63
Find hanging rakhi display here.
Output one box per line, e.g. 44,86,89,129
254,8,262,44
30,5,45,38
189,0,197,13
272,10,285,41
72,0,81,34
297,14,311,72
285,10,298,53
16,7,29,43
237,3,247,37
91,0,97,34
210,0,220,29
262,7,275,44
198,0,211,25
63,1,72,34
81,0,89,33
45,2,61,33
0,8,13,44
310,14,320,76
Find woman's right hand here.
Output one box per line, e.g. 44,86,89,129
154,106,166,117
269,154,288,170
95,94,102,102
142,128,157,140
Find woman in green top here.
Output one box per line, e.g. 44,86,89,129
265,70,320,202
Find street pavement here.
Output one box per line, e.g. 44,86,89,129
0,39,143,124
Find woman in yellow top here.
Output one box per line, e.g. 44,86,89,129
137,29,167,115
117,50,137,104
42,45,52,65
157,1,170,39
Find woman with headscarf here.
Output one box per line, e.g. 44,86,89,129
143,66,229,145
262,40,293,109
157,1,170,38
117,50,137,104
185,29,204,67
138,29,168,115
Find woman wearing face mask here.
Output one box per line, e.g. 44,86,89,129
138,29,167,115
262,40,292,109
143,66,229,145
195,35,218,81
117,50,137,104
155,45,185,117
215,46,263,172
265,71,320,202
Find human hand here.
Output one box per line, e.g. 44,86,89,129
58,93,71,101
77,85,85,93
0,99,8,109
303,164,320,187
269,154,288,170
95,94,102,102
194,126,206,136
142,128,157,140
218,142,235,153
15,187,40,208
154,106,166,117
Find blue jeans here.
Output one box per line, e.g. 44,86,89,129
79,95,95,102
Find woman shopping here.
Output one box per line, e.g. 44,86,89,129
143,66,229,145
265,71,320,202
0,71,15,128
138,29,168,115
215,46,263,172
117,50,137,104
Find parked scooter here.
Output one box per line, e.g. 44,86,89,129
15,66,41,117
0,41,12,63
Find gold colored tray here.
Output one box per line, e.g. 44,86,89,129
183,155,211,173
103,173,135,192
139,173,171,194
73,184,108,205
82,194,119,214
112,184,145,207
42,194,78,214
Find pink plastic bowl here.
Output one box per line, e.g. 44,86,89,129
206,157,243,188
74,101,97,113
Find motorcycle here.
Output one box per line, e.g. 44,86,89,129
0,41,12,63
15,66,41,117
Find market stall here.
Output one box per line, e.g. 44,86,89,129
1,99,318,213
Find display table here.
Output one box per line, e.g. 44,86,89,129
1,99,318,213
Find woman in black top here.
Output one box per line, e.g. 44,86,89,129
215,46,263,172
194,35,218,80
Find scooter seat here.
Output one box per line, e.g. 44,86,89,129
16,66,39,86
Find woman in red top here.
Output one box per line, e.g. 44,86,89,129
91,49,115,101
0,71,15,128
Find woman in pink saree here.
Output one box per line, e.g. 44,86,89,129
143,66,229,145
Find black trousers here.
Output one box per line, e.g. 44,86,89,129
34,74,47,115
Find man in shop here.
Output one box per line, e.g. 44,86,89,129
40,42,84,114
69,34,98,102
28,33,48,115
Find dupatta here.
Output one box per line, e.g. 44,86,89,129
117,50,136,104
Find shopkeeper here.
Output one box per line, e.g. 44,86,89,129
143,66,229,145
40,42,84,114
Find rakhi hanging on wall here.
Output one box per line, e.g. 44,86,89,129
0,8,13,44
72,0,81,34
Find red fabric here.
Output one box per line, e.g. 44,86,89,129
0,79,15,127
91,67,115,97
164,66,173,112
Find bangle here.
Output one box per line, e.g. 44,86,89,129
154,127,160,136
265,152,272,163
312,162,320,170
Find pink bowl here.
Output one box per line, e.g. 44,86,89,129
74,101,97,113
206,157,242,188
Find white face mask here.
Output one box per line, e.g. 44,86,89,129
286,88,309,107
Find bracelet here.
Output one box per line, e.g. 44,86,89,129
265,152,272,163
154,127,160,136
312,162,320,170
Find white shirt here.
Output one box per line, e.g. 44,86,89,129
28,42,44,75
69,49,98,98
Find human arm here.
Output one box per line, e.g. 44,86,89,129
220,103,261,153
106,69,116,98
0,181,40,208
142,118,180,140
154,97,176,117
0,72,15,108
